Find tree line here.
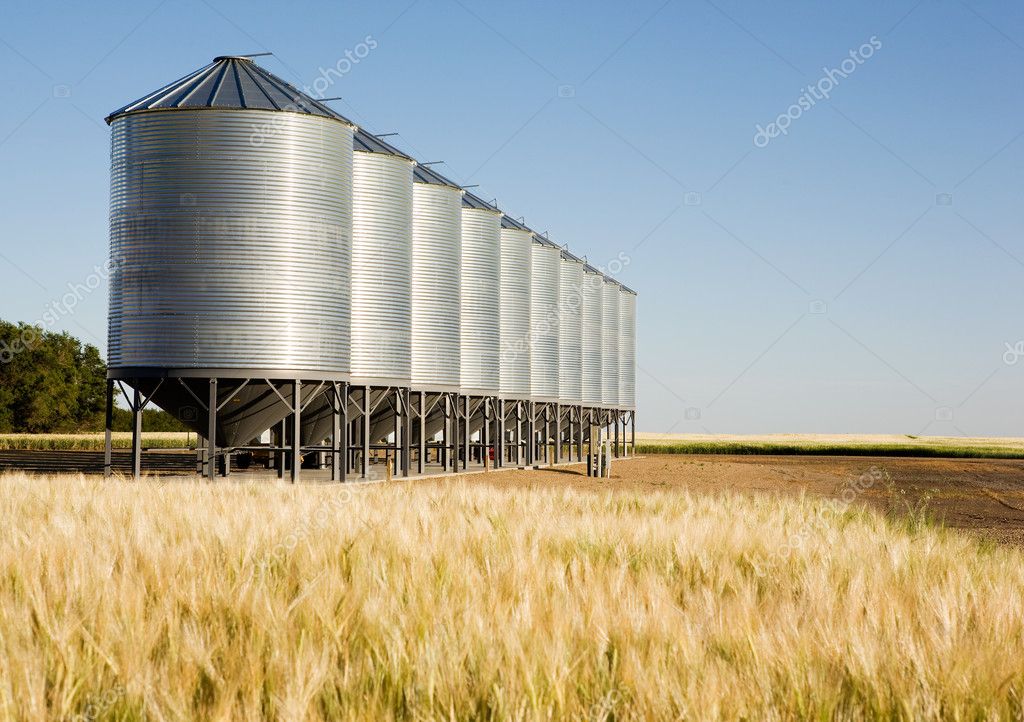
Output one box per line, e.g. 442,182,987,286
0,320,186,433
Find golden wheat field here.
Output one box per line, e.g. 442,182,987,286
0,433,192,451
2,473,1024,720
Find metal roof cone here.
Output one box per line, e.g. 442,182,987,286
352,128,414,159
105,55,354,125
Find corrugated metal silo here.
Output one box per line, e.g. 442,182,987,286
105,56,354,446
601,279,621,406
460,192,501,394
619,286,637,409
411,165,462,389
530,238,561,400
558,250,584,403
580,265,604,406
351,129,414,384
499,215,533,398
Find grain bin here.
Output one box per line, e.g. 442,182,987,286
619,286,637,410
499,215,533,398
460,192,501,395
410,165,462,389
105,56,353,446
558,250,584,403
530,237,561,400
580,264,604,406
351,129,414,385
601,279,620,407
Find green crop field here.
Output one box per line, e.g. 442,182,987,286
634,433,1024,459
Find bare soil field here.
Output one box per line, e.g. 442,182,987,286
472,454,1024,546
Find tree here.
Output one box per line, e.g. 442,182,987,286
0,320,186,433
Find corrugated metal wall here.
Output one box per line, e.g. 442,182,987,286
499,226,533,397
530,241,561,400
601,280,621,406
460,207,501,393
351,150,414,383
411,181,462,388
558,255,584,403
108,109,352,372
580,269,604,405
619,289,637,409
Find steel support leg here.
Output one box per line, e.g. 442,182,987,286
348,415,358,478
393,389,401,478
563,407,568,463
539,405,545,464
207,379,217,479
482,399,491,470
462,395,470,471
586,410,592,471
543,406,550,465
418,391,426,475
340,383,349,481
492,399,498,467
331,382,342,482
557,403,565,464
450,393,457,472
130,386,142,479
587,423,596,477
349,417,358,477
494,399,502,468
362,385,370,480
565,407,572,464
291,380,301,483
441,395,450,471
579,408,585,462
526,403,534,467
569,407,576,463
103,379,113,477
509,402,515,467
517,402,524,467
402,389,411,477
277,418,285,479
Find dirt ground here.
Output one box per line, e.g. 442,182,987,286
458,454,1024,547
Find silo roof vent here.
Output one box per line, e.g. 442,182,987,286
462,189,499,211
500,215,533,232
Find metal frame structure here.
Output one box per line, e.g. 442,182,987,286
105,374,635,480
104,373,352,482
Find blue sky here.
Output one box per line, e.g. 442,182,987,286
1,0,1021,434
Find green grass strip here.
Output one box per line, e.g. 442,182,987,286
636,442,1024,459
